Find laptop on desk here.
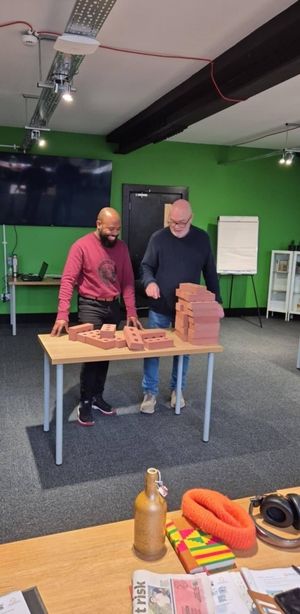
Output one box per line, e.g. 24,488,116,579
21,261,48,282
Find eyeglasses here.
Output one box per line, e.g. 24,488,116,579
168,215,192,229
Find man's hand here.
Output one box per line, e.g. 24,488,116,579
145,282,160,299
51,319,68,336
126,316,143,329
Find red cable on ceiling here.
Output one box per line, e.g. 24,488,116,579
0,20,245,104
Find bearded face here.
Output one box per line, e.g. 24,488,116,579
99,232,118,248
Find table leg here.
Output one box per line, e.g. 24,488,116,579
43,352,50,432
56,364,64,465
203,352,215,442
175,355,183,415
10,284,16,335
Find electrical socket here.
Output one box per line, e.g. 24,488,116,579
1,292,10,302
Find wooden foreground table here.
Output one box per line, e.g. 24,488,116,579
1,488,299,613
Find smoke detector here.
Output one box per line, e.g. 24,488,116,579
54,33,99,55
22,32,38,46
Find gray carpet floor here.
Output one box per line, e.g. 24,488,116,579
1,315,300,543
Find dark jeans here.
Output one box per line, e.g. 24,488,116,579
78,296,121,402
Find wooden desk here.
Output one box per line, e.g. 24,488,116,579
8,278,60,336
1,489,299,614
38,332,223,464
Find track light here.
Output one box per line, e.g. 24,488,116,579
285,152,294,165
62,83,74,103
24,126,50,146
278,149,295,166
37,75,76,102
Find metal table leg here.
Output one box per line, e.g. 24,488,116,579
203,352,215,442
55,364,64,465
175,355,183,415
11,284,16,335
43,352,50,431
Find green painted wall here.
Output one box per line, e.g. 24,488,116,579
1,125,300,315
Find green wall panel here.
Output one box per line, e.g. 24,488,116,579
1,125,300,315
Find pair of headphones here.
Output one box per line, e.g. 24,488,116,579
249,492,300,548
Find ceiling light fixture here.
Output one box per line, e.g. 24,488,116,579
37,74,76,102
285,151,294,166
24,126,50,146
54,33,99,56
278,150,295,166
61,82,74,103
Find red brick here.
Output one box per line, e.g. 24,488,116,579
140,328,166,339
175,312,189,330
144,337,174,349
123,326,145,350
188,323,220,337
115,336,127,348
189,337,219,346
176,289,215,303
188,315,220,325
84,336,116,349
174,329,188,342
68,323,94,341
99,324,116,338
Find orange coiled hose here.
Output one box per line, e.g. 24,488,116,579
182,488,256,550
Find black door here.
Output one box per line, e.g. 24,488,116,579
122,184,188,308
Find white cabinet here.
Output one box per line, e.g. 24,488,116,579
288,251,300,319
266,251,294,320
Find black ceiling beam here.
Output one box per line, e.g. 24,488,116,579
107,2,300,154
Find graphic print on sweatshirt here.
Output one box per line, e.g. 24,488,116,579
98,258,117,284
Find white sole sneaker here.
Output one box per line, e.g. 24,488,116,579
170,390,185,409
140,394,157,414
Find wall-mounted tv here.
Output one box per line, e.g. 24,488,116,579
0,152,112,227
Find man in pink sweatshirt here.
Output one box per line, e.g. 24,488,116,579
51,207,141,426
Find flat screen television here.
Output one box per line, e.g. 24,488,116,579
0,152,112,227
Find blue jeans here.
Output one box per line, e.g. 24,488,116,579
142,310,190,396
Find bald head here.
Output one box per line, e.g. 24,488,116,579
171,199,192,218
96,207,121,247
169,199,193,238
97,207,120,225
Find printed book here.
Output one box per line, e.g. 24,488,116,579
166,515,236,574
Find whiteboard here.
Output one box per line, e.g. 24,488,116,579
216,216,259,275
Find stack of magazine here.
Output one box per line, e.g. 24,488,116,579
132,566,300,613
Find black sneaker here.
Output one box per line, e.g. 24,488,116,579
92,395,116,416
77,401,95,426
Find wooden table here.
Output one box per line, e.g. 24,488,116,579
1,488,299,614
8,278,60,336
38,332,223,465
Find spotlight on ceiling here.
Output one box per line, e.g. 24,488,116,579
285,152,294,166
25,126,50,146
61,82,74,103
37,75,76,102
278,150,295,166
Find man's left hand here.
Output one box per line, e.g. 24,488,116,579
127,316,143,329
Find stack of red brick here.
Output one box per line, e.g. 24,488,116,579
175,283,221,345
68,323,175,351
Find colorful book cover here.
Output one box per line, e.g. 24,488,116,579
166,516,236,574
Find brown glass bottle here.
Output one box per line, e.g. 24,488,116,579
133,467,167,560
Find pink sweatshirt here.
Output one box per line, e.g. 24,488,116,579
57,232,137,321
